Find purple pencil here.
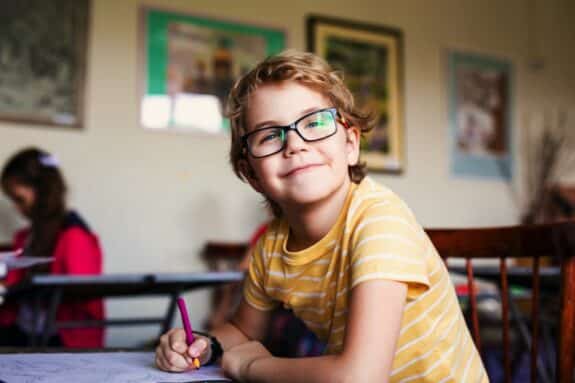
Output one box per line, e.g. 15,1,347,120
177,297,200,368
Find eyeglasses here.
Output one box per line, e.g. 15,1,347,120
242,107,343,158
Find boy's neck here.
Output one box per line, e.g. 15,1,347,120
284,178,352,252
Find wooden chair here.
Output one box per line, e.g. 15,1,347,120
202,241,248,271
202,241,248,329
426,220,575,383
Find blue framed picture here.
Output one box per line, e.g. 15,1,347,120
448,51,513,180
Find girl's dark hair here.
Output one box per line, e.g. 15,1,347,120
1,147,67,259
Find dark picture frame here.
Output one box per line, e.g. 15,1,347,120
307,15,405,173
0,0,90,129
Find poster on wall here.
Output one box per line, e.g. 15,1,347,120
140,8,285,133
0,0,90,129
307,15,404,174
448,50,513,180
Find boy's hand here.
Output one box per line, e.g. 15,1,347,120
221,341,272,382
155,328,212,372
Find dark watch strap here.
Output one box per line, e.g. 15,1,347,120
192,331,223,365
207,335,223,365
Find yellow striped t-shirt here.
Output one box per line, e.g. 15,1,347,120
243,177,488,382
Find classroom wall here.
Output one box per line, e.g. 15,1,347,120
0,0,573,346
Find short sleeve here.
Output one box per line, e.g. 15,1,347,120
242,236,277,311
350,198,430,300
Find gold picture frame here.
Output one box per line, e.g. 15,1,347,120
307,15,405,173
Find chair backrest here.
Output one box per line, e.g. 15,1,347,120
202,241,248,271
0,242,12,252
426,220,575,383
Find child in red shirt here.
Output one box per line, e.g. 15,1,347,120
0,147,104,348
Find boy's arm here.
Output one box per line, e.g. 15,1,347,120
211,297,271,350
227,279,407,383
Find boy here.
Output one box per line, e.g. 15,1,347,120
155,50,487,382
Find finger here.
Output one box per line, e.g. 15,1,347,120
168,329,188,354
159,343,190,371
155,350,175,372
158,332,169,348
183,355,196,368
199,348,212,366
164,350,196,371
154,349,166,370
188,337,208,358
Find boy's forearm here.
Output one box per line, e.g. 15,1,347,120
246,354,383,383
210,321,250,351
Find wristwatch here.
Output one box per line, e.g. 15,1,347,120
207,334,223,365
193,331,223,365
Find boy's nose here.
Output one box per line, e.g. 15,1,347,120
283,130,307,155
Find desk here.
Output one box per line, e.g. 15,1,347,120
1,272,244,346
0,351,231,382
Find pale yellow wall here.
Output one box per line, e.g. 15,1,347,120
0,0,573,346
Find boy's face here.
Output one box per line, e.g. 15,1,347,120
243,81,360,212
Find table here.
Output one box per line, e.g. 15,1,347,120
0,350,231,382
1,272,245,346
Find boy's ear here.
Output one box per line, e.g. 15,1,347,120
345,125,361,166
239,159,264,193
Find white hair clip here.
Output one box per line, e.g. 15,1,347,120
39,154,59,168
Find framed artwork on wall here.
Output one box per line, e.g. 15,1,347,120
0,0,90,129
307,15,404,173
447,50,513,180
140,7,286,133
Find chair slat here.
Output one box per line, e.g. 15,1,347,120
559,255,575,382
500,257,512,383
531,256,541,383
466,258,481,353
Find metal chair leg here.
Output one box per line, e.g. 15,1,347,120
508,297,552,383
159,292,180,340
41,288,62,346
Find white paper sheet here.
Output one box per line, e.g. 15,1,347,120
0,252,53,270
0,352,231,383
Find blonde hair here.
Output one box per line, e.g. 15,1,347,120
226,50,376,217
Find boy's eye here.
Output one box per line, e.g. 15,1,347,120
306,120,327,129
258,129,283,144
302,112,333,130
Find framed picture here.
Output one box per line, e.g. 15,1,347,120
307,15,404,173
0,0,90,128
447,50,513,179
140,8,286,133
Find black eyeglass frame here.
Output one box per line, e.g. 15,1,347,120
241,107,347,159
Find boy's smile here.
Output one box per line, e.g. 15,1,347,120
244,81,360,213
281,162,324,177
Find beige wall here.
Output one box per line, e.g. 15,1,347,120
0,0,573,346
